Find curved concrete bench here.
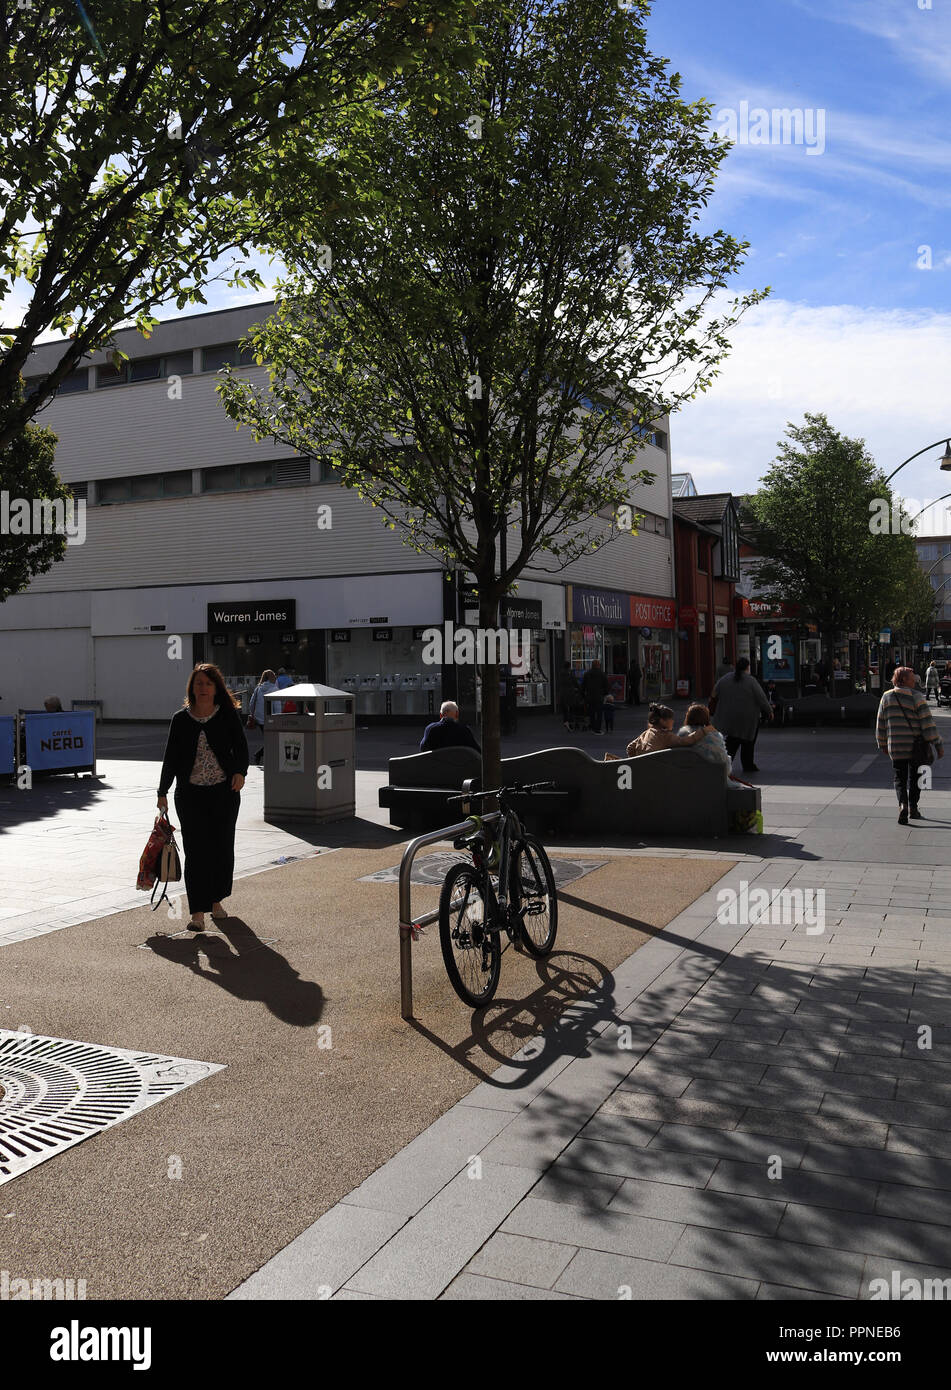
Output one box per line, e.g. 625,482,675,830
379,745,759,838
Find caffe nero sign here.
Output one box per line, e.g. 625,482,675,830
208,599,296,632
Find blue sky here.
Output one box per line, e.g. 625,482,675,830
643,0,951,518
22,0,951,524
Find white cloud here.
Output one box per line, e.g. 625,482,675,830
670,298,951,528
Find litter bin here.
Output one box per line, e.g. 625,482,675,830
262,683,355,823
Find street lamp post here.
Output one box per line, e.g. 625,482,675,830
884,439,951,486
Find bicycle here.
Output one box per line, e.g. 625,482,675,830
438,781,559,1007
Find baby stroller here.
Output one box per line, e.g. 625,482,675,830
564,686,589,732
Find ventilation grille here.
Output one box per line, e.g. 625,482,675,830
0,1031,224,1184
273,458,311,487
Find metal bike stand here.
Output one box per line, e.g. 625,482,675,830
398,812,501,1020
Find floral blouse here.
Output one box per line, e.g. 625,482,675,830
187,711,227,786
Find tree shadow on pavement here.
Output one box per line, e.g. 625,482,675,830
493,945,951,1296
143,916,324,1026
0,774,106,831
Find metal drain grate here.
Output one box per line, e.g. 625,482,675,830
358,854,607,888
0,1031,224,1184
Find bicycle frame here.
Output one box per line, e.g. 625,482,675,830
460,790,539,945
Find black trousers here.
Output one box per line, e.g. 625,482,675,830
174,782,240,913
725,734,757,771
587,700,602,732
893,759,925,810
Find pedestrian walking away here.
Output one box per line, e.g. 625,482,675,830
157,663,249,931
627,655,641,706
247,668,277,765
925,661,940,704
710,656,773,773
876,665,944,824
581,659,609,734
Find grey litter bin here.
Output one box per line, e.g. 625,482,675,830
262,683,355,824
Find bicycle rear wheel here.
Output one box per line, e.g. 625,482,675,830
439,863,501,1007
509,836,558,957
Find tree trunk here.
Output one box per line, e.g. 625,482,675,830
478,592,502,796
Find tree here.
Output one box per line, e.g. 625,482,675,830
0,0,476,449
0,385,73,602
742,412,927,685
217,0,764,780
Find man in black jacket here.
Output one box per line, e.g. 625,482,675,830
419,701,481,752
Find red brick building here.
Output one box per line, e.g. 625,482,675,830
672,494,740,700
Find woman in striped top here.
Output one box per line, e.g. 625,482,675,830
876,667,944,824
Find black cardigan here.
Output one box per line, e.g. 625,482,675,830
158,704,249,796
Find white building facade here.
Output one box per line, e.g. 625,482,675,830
3,303,676,719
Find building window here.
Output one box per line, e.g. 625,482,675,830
96,471,194,504
55,369,90,394
96,352,195,388
201,342,257,373
200,459,309,493
697,536,707,572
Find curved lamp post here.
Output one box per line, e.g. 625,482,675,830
884,439,951,486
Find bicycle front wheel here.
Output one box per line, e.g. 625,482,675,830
510,837,558,957
439,863,501,1007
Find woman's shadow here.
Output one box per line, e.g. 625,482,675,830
145,917,324,1026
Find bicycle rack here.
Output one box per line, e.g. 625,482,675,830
398,811,501,1020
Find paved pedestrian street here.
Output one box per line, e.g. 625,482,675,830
4,713,951,1306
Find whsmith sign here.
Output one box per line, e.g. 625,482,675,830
207,600,296,631
571,587,676,630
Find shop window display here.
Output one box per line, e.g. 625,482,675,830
326,626,440,717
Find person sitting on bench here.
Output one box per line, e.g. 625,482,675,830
420,701,481,753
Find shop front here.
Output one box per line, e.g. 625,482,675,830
568,586,675,699
734,597,802,698
630,593,676,701
569,586,633,699
459,576,565,716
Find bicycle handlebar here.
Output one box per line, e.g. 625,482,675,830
447,781,557,804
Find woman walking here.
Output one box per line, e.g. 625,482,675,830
710,656,773,773
157,664,248,930
247,668,277,765
876,666,944,824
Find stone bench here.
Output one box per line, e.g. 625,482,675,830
783,693,879,727
379,745,760,838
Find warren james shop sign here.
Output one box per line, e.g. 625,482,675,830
208,599,296,631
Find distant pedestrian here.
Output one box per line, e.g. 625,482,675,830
247,668,277,765
581,660,609,734
157,663,248,931
627,656,641,706
876,666,944,825
603,692,615,733
559,662,582,728
710,657,773,773
276,666,297,714
43,696,63,712
419,701,480,753
925,661,939,700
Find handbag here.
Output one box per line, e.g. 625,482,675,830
137,812,183,911
894,692,934,765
